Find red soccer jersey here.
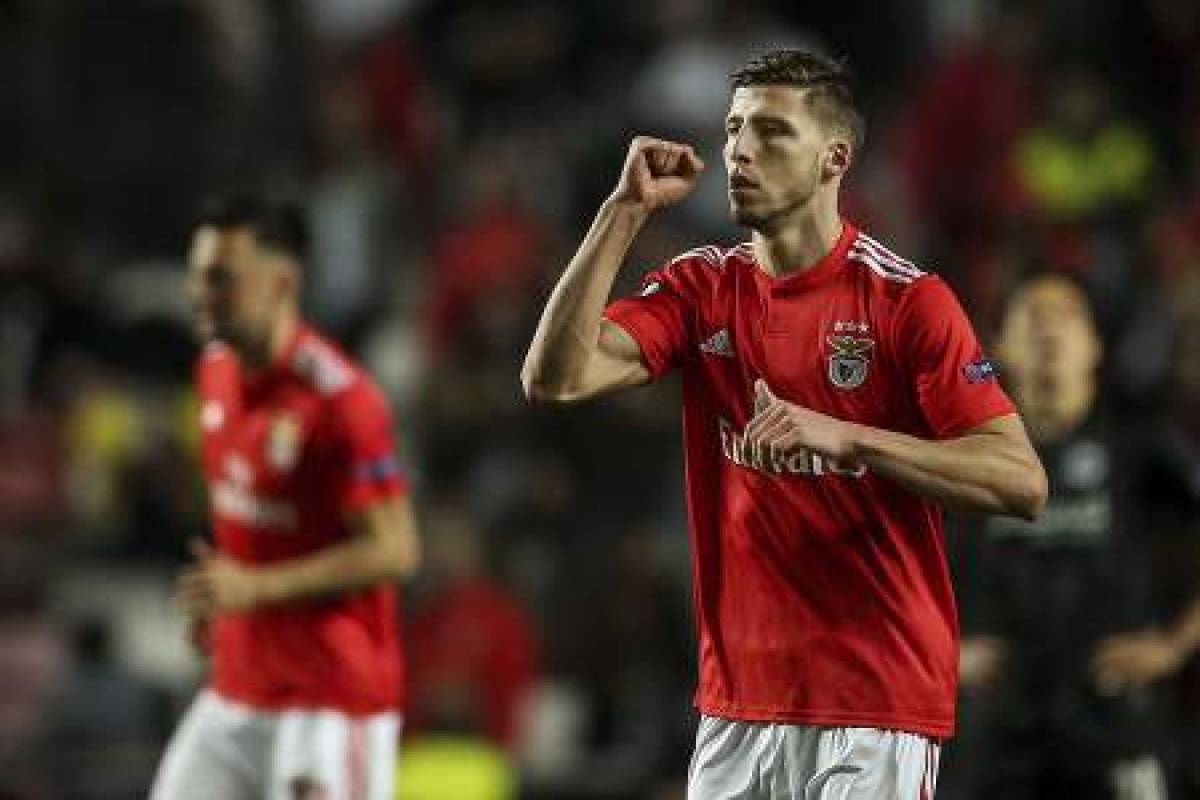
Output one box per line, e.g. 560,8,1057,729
195,325,408,714
604,223,1014,737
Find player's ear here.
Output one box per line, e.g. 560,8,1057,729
264,253,300,301
277,258,301,299
823,140,851,181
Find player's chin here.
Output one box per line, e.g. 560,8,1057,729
192,319,216,343
729,203,770,230
193,317,230,345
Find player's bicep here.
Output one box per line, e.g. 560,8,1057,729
591,318,653,388
346,494,421,577
545,320,650,403
601,269,695,387
960,413,1035,453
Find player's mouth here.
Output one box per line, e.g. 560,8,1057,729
193,310,228,340
729,174,760,194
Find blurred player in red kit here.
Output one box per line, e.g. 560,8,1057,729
150,193,421,800
522,49,1047,799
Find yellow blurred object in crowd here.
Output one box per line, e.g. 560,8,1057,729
1015,124,1154,218
395,735,516,800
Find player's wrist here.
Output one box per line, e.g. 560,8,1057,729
602,193,653,223
841,421,872,462
1164,624,1200,664
246,569,285,608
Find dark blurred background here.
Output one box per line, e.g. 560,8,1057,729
0,0,1198,798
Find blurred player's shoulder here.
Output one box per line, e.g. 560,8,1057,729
195,341,236,388
289,327,365,398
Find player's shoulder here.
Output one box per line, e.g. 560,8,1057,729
195,341,236,386
196,340,234,367
844,229,934,292
652,243,745,294
289,327,367,399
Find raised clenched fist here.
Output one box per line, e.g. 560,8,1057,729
610,136,705,213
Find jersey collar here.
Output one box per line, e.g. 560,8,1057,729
749,221,858,293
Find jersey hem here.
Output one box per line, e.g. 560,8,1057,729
696,701,954,739
210,684,403,717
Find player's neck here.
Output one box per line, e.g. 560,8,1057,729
751,197,843,279
1017,376,1096,443
239,310,299,372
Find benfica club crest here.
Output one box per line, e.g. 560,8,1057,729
265,412,303,472
826,333,874,390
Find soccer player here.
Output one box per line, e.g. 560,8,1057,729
521,49,1047,798
944,274,1169,799
150,194,421,800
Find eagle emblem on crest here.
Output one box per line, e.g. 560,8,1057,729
826,334,874,390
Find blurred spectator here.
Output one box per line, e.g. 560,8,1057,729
1132,269,1200,797
898,2,1040,250
306,64,414,343
944,274,1168,799
0,570,68,800
1014,67,1157,223
48,619,169,799
548,523,694,798
0,404,63,540
405,504,539,749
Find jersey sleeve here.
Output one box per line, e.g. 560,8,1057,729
331,379,409,513
897,277,1015,438
602,255,702,379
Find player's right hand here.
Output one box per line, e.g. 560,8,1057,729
610,136,704,213
1091,630,1188,693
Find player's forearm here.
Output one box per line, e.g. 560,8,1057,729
851,426,1047,520
522,198,647,401
252,534,417,606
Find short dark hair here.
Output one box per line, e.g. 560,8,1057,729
730,49,865,155
194,191,309,261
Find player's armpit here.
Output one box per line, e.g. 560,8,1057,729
347,494,421,580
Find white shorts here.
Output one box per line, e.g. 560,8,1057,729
150,689,400,800
688,716,940,800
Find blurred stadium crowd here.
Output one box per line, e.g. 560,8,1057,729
0,0,1199,798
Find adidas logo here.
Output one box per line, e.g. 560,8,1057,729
700,328,734,358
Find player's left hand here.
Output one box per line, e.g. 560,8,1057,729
744,380,861,463
1091,630,1188,694
177,539,264,619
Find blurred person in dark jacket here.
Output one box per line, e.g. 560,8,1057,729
1110,269,1200,796
943,273,1170,799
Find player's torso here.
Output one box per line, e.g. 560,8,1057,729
198,350,345,561
645,235,961,730
196,341,404,713
685,244,927,478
